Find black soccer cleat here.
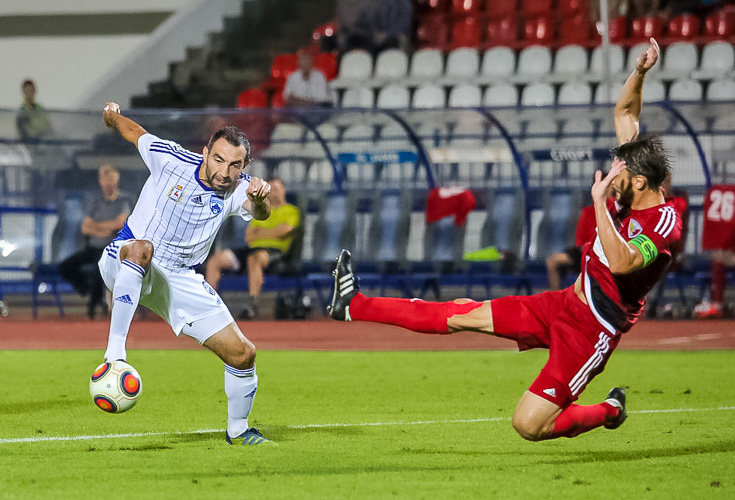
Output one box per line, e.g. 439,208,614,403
604,387,628,430
327,249,359,321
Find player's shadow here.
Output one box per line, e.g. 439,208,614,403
542,439,735,465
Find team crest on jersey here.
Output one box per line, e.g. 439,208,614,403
167,184,185,202
627,219,643,238
191,194,204,206
210,197,224,215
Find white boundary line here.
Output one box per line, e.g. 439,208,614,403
2,406,734,445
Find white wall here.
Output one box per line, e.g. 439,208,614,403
0,0,195,15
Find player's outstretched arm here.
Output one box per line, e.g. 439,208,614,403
244,177,272,221
614,37,659,145
103,102,147,145
591,160,645,274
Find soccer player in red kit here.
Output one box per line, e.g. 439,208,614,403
328,38,683,442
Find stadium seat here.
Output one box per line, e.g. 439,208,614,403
486,0,517,20
666,13,700,42
366,49,409,87
547,45,588,83
585,44,625,82
377,123,413,152
668,79,703,102
706,79,735,101
271,91,285,108
511,45,552,83
452,16,483,49
416,0,451,14
339,124,375,154
266,54,299,91
448,84,482,107
557,81,592,105
31,263,65,319
641,79,666,102
438,47,480,85
260,123,304,159
630,15,664,45
626,42,660,76
522,16,554,46
657,42,698,81
452,0,484,16
558,15,593,46
340,86,374,108
314,52,338,80
276,160,308,185
535,189,582,258
521,82,555,107
406,49,445,86
691,42,735,81
484,16,518,48
311,192,357,270
331,50,373,89
376,84,411,109
416,13,451,49
704,7,735,41
483,83,519,107
412,84,446,108
236,88,267,108
593,81,624,104
607,16,628,44
522,0,553,17
476,46,515,84
558,0,588,17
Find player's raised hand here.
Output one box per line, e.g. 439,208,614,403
247,176,271,203
635,37,660,74
592,158,626,203
103,102,121,128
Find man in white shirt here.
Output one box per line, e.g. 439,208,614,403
98,102,273,446
282,49,333,107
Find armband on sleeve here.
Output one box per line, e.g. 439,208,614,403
629,234,658,267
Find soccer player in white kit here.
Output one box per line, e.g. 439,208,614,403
99,102,273,445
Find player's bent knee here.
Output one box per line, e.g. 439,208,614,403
121,240,154,266
511,413,547,442
229,339,256,369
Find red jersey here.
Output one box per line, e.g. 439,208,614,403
575,199,617,247
580,201,682,334
702,185,735,251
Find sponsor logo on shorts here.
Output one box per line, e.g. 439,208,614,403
543,388,556,398
115,294,134,305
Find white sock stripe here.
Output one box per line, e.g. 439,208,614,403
341,285,354,295
339,274,353,284
224,365,255,377
121,260,145,277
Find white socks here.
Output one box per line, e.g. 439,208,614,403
104,259,145,361
224,364,258,438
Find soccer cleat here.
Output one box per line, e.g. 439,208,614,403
225,427,273,446
693,301,723,319
603,387,627,430
327,249,358,321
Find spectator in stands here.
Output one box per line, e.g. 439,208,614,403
337,0,412,54
16,79,53,143
58,164,134,319
205,177,300,320
283,48,333,107
373,0,413,53
545,203,599,291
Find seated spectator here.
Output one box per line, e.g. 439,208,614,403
283,48,333,107
205,178,300,319
58,164,134,319
337,0,412,54
16,79,53,143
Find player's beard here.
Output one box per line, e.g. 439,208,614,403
204,160,237,195
615,177,635,207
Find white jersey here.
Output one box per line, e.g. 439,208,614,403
118,133,252,271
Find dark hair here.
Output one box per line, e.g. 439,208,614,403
22,79,35,88
207,125,251,161
612,134,671,191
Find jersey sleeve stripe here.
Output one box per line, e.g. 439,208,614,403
150,142,203,163
660,208,677,238
653,208,669,233
149,147,201,166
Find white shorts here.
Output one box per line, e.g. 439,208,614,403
98,239,235,344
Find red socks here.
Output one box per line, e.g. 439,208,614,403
712,260,726,303
551,402,618,438
349,293,451,333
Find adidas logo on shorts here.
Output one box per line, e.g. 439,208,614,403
543,388,556,398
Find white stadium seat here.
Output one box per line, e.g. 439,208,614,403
657,42,698,81
366,49,409,88
585,45,625,82
406,49,444,86
331,50,373,89
260,123,304,158
692,41,735,81
668,79,703,101
558,81,593,105
412,84,445,108
437,48,480,85
706,79,735,101
547,45,588,84
475,47,515,85
448,83,482,107
521,82,555,107
594,81,624,104
339,124,374,153
511,46,552,84
641,80,666,101
626,42,660,77
483,84,518,107
376,84,410,109
340,86,374,108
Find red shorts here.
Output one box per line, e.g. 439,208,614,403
491,287,620,408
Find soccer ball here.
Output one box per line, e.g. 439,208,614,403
89,360,142,413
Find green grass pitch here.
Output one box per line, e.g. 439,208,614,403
1,349,734,499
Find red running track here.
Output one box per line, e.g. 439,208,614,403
1,318,734,351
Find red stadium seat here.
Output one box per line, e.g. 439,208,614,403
271,90,285,108
558,14,592,46
416,0,451,15
485,16,518,47
667,13,700,41
452,0,483,16
523,16,554,46
522,0,552,18
416,14,451,49
237,88,267,108
630,15,664,45
314,52,338,80
704,7,735,40
266,54,298,91
608,16,628,44
312,22,337,45
485,0,517,20
558,0,588,17
452,16,483,48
